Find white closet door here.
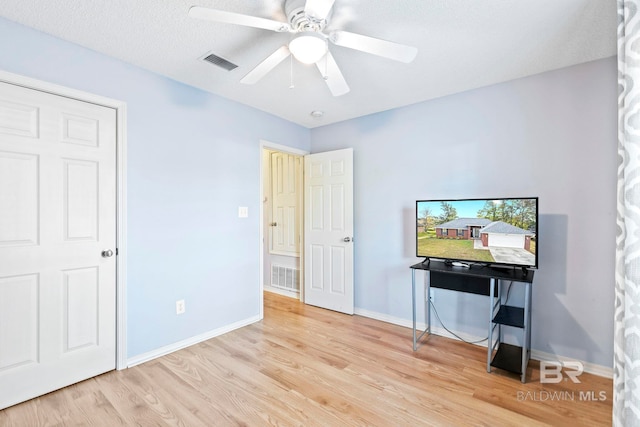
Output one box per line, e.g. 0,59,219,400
0,81,117,409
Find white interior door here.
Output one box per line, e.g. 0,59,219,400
304,148,354,314
0,81,117,409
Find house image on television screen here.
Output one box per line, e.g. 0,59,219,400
435,218,533,252
416,199,537,266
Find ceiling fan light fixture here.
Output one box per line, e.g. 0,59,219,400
289,32,327,64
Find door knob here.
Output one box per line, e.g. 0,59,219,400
343,237,351,242
102,249,114,258
270,222,277,226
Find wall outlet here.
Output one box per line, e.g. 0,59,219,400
176,299,185,315
238,206,248,218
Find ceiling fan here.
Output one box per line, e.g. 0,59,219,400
189,0,418,96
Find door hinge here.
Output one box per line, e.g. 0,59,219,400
116,248,119,256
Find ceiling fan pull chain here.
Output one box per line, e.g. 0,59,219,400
289,50,295,89
324,52,328,80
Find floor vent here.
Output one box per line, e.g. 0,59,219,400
202,53,238,71
271,265,300,292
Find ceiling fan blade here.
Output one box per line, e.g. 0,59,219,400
316,51,350,97
241,46,291,85
189,6,291,32
329,30,417,63
304,0,336,21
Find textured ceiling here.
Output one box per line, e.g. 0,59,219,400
0,0,617,128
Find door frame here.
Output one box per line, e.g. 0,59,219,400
0,70,128,370
259,140,308,319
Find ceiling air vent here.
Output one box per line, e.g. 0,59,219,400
202,53,238,71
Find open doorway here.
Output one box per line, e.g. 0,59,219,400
259,141,307,316
259,143,355,318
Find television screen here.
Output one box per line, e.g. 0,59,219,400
416,197,538,269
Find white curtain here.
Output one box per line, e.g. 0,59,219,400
615,1,640,425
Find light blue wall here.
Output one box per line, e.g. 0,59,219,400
0,18,310,358
310,57,617,367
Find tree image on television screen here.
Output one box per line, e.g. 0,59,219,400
437,201,458,223
419,206,435,232
476,199,536,231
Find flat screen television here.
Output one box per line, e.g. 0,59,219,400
416,197,538,269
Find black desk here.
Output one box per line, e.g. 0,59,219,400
410,261,534,382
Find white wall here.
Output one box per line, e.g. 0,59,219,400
0,18,310,359
310,57,617,367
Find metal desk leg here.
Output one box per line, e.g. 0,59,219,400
412,268,430,351
426,271,431,335
522,281,531,383
487,278,495,373
412,268,417,351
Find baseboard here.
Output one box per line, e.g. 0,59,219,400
530,349,613,379
264,286,299,299
126,315,261,368
354,307,613,379
354,307,487,345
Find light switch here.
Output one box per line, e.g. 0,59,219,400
238,206,248,218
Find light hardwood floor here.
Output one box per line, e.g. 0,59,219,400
1,292,612,426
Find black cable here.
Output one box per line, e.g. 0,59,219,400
429,299,488,344
504,281,513,304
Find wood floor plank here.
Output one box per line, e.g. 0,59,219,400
0,292,613,426
161,344,326,426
